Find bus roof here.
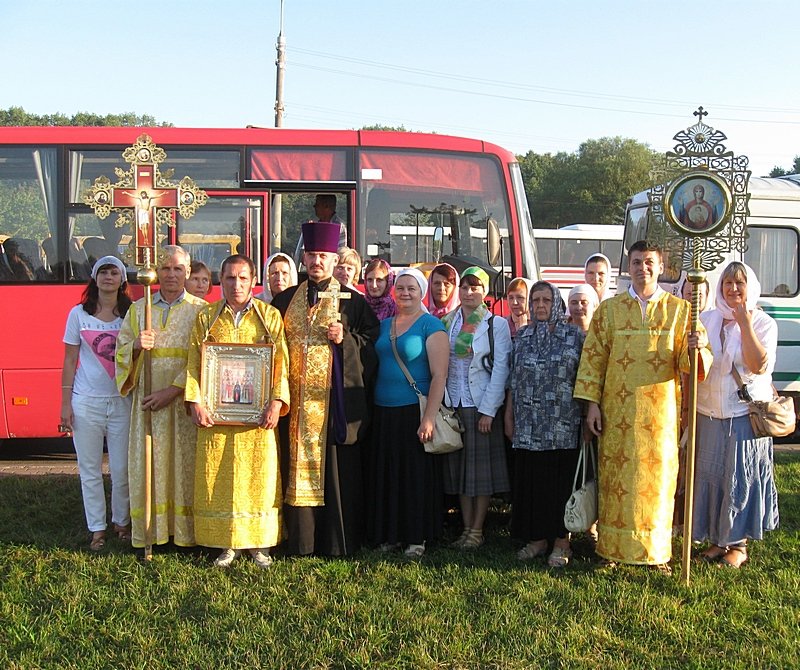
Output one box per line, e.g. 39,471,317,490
0,126,518,161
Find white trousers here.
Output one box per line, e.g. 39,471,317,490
71,393,132,532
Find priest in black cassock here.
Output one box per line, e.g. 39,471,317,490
271,222,379,556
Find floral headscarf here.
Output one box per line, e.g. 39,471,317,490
424,262,460,318
524,280,566,358
364,258,397,321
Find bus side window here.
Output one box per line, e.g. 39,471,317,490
745,226,799,297
537,239,557,267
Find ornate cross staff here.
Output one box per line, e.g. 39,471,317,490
647,108,750,585
84,134,207,561
318,280,351,322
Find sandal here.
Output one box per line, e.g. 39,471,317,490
451,528,471,548
720,545,748,569
698,545,727,563
517,541,548,561
89,531,106,552
652,563,672,575
113,524,132,542
547,546,572,568
461,529,484,550
404,543,425,559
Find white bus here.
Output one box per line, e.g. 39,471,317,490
533,223,624,297
620,174,800,403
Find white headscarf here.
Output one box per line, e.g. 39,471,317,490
567,283,600,318
584,252,613,301
714,262,761,319
259,252,298,303
701,262,770,398
396,267,429,312
91,255,127,281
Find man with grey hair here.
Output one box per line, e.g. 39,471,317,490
116,245,208,550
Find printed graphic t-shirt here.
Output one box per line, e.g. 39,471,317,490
63,305,123,397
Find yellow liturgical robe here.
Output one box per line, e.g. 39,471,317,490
116,292,207,548
184,300,290,550
574,291,712,565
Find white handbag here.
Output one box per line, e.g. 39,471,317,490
564,441,598,533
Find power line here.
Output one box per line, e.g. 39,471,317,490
290,47,800,117
289,61,800,126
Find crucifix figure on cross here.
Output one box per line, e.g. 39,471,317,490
112,164,179,265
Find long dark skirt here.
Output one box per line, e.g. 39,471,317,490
443,407,510,497
512,448,579,542
282,441,365,557
367,403,443,546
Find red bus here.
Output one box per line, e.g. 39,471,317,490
0,126,539,440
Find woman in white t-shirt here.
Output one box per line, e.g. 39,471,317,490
61,256,133,551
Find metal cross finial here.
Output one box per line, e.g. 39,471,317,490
694,106,708,120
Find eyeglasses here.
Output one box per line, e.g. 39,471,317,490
737,385,753,403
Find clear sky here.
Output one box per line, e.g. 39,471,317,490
2,0,798,177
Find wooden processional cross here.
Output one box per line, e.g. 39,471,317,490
83,134,207,561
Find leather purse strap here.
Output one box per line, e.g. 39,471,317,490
723,324,778,400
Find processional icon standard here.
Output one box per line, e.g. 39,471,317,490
646,108,750,584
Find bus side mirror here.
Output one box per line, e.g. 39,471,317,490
487,217,501,266
433,226,443,262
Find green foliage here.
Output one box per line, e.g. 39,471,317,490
0,453,798,669
0,106,171,127
360,124,409,131
768,155,800,178
0,182,49,241
518,137,658,228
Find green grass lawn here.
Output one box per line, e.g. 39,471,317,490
1,453,798,670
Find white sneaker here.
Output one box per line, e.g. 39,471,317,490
248,549,273,568
213,548,240,568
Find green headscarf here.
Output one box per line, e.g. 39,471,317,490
443,266,490,357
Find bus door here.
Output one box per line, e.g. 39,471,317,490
175,190,268,295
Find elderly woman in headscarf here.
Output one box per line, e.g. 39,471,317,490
363,258,396,321
567,283,600,334
504,280,585,567
442,267,512,550
258,252,298,303
368,267,450,558
692,261,779,568
424,262,460,318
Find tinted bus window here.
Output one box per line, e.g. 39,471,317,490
359,150,511,267
0,147,57,282
536,238,557,267
745,226,799,297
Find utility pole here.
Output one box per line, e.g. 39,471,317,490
271,0,286,253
